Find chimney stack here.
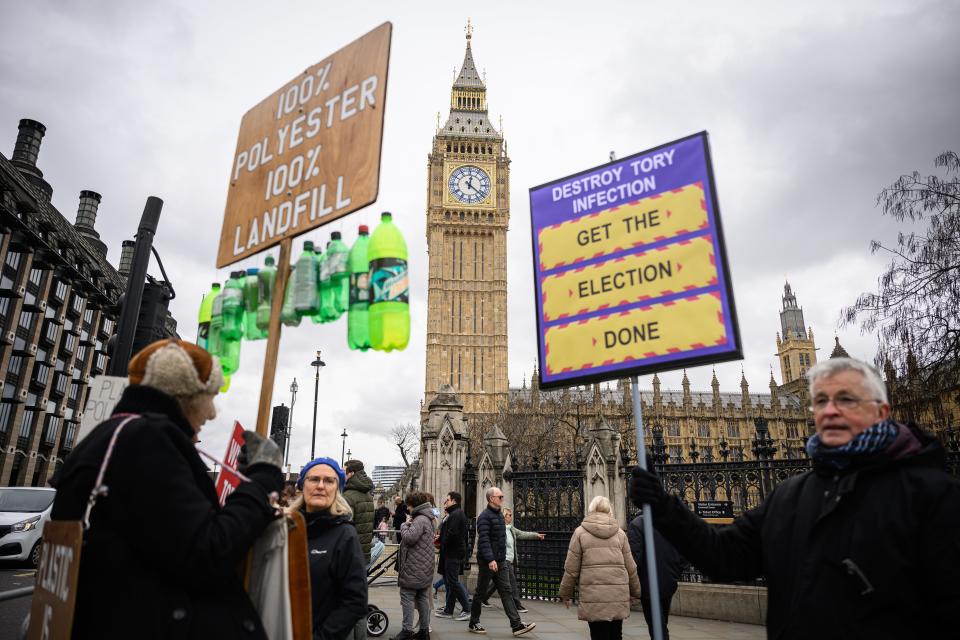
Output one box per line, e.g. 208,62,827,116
118,240,136,277
74,190,108,257
11,119,53,200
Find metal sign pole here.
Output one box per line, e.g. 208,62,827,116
631,375,664,640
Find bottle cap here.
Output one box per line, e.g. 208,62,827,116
303,240,314,251
212,283,220,288
331,231,342,240
359,225,369,234
265,255,275,266
381,211,392,220
246,268,259,275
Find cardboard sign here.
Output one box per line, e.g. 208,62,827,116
28,521,83,640
75,375,129,445
216,22,392,267
529,132,742,388
695,500,734,524
215,422,246,506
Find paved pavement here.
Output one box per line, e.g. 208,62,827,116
368,583,765,640
0,561,33,640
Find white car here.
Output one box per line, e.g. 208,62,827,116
0,487,55,567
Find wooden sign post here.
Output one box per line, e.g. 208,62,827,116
214,24,391,435
28,521,83,640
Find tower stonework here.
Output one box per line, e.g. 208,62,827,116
775,281,817,397
423,25,510,421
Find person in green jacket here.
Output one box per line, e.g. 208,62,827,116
483,507,545,613
344,459,376,640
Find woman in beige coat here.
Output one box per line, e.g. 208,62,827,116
559,496,642,640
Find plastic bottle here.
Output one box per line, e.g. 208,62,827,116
256,255,277,333
220,375,231,393
293,241,320,317
197,282,220,351
311,242,330,323
207,284,224,356
243,268,265,340
327,231,351,316
220,332,241,376
221,271,245,341
281,264,302,327
347,226,371,351
368,212,410,351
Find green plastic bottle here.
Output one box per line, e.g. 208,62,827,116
256,255,277,333
312,245,326,324
221,271,245,341
328,231,350,315
293,241,319,317
347,225,371,351
281,264,302,327
368,212,409,352
197,282,220,351
220,374,231,393
207,283,224,356
243,268,265,340
220,332,241,376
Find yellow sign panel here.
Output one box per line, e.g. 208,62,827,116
537,182,708,271
543,293,727,375
541,235,717,321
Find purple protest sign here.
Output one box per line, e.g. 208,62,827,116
529,132,742,388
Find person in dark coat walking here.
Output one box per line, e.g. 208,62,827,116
394,492,437,640
343,459,376,564
630,357,960,639
294,456,368,640
436,491,471,619
627,514,682,639
374,499,391,537
393,496,408,539
468,487,536,636
49,339,284,640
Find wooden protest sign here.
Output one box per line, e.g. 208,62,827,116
75,375,128,445
216,22,392,268
27,521,83,640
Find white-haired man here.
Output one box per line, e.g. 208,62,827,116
630,357,960,639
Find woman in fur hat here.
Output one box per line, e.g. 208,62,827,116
50,339,284,639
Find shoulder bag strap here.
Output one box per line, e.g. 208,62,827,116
82,413,141,530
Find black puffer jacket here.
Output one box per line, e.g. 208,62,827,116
303,509,368,640
653,424,960,639
475,505,507,564
49,385,282,639
627,515,683,600
438,502,468,568
343,469,375,563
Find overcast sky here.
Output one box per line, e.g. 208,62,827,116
1,0,957,472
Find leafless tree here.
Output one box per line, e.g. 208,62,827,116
389,423,420,467
842,151,960,387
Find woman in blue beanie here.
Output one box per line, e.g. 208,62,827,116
290,457,367,640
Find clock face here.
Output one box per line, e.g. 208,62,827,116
448,165,491,205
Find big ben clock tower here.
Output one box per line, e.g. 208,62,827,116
423,22,510,421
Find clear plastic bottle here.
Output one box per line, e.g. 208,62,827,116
327,231,350,316
243,268,265,340
207,284,224,356
256,255,277,333
281,264,302,327
221,271,245,341
293,241,320,317
347,226,371,351
313,245,327,324
368,212,409,351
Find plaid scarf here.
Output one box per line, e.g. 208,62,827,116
805,418,899,470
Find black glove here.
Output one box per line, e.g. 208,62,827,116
237,430,283,474
629,466,670,511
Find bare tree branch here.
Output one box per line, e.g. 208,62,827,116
389,423,419,467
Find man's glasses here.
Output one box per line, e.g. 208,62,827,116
810,394,882,413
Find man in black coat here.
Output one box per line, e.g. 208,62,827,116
49,340,284,639
627,515,682,640
630,357,960,639
467,487,535,636
436,491,471,619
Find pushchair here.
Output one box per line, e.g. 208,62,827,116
365,535,398,637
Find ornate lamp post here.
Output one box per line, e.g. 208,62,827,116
340,428,348,465
310,351,325,460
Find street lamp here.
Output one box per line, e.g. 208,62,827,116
341,428,348,465
310,351,325,460
286,378,298,468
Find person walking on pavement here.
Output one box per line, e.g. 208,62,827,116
393,492,438,640
436,491,471,620
482,508,545,613
627,514,682,640
343,459,376,640
393,496,408,540
375,498,391,535
292,457,368,640
468,487,536,636
559,496,641,640
629,357,960,639
49,339,284,639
